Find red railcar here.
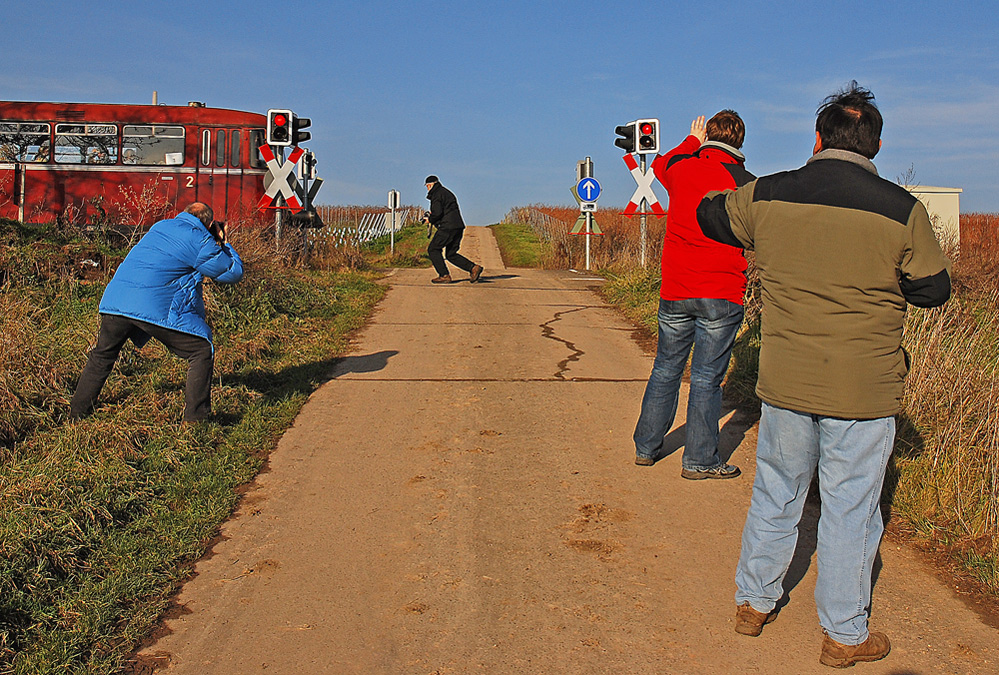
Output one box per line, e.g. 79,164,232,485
0,100,268,226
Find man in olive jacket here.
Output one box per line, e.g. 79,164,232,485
423,175,482,284
696,83,950,667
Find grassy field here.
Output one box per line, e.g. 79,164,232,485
489,220,543,268
0,218,385,673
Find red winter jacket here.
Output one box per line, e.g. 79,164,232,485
651,136,754,304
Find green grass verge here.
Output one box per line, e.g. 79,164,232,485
0,219,385,673
362,223,433,268
489,221,544,268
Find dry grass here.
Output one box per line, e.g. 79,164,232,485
888,234,999,583
504,205,665,270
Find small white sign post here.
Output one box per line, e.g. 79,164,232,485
387,189,400,254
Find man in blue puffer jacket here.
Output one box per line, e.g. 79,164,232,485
70,202,243,422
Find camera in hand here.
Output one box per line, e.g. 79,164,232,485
208,220,226,245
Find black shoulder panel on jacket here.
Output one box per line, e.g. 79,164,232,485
752,160,918,226
665,154,695,171
900,268,951,308
724,164,756,188
696,194,743,248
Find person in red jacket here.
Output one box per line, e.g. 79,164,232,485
633,110,754,479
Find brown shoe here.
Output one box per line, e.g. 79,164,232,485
635,455,655,466
470,265,483,283
735,602,777,636
820,631,890,668
431,274,453,284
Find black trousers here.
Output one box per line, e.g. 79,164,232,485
70,314,214,422
427,227,475,277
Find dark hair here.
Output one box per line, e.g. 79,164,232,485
815,81,882,159
706,110,745,149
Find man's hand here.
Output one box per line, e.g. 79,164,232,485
209,221,227,246
690,116,707,143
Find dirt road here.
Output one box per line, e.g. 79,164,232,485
139,227,997,673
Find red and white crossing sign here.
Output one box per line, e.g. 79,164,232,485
621,153,665,217
258,145,305,212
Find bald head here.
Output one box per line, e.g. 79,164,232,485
184,202,214,227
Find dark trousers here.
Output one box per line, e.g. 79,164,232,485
70,314,214,422
427,227,475,277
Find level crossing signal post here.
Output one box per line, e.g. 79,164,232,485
614,118,662,268
263,108,321,251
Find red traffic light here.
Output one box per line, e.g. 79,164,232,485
273,114,287,127
640,122,654,135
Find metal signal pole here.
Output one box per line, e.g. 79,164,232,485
640,153,648,268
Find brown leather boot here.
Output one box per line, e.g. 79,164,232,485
819,631,891,668
735,602,777,636
431,274,453,284
470,264,483,283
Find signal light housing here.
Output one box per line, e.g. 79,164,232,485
636,118,659,155
267,108,293,146
614,123,636,154
292,116,311,145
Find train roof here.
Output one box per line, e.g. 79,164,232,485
0,101,266,125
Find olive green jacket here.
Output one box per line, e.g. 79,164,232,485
697,150,951,418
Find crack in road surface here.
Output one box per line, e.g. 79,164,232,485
540,307,588,381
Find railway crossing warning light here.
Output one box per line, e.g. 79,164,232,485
636,119,659,155
267,109,293,146
292,116,311,145
614,122,636,154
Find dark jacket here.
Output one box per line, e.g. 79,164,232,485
426,183,465,230
652,136,754,304
99,211,243,347
696,149,950,418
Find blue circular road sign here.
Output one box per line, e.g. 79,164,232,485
576,177,601,202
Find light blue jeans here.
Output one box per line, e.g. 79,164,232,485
633,298,744,469
735,402,895,645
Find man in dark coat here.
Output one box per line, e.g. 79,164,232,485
423,175,483,284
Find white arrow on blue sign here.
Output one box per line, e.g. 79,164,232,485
576,177,601,202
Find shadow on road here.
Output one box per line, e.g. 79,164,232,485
651,399,756,465
221,350,400,421
329,350,400,378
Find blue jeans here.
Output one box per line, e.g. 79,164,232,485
633,298,744,469
735,402,895,645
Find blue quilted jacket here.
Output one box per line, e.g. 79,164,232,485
99,212,243,346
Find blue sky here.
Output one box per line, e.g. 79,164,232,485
4,1,997,225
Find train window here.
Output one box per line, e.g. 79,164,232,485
122,125,185,166
0,122,50,162
249,129,266,169
216,130,225,167
201,130,211,166
54,123,118,164
231,130,241,167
